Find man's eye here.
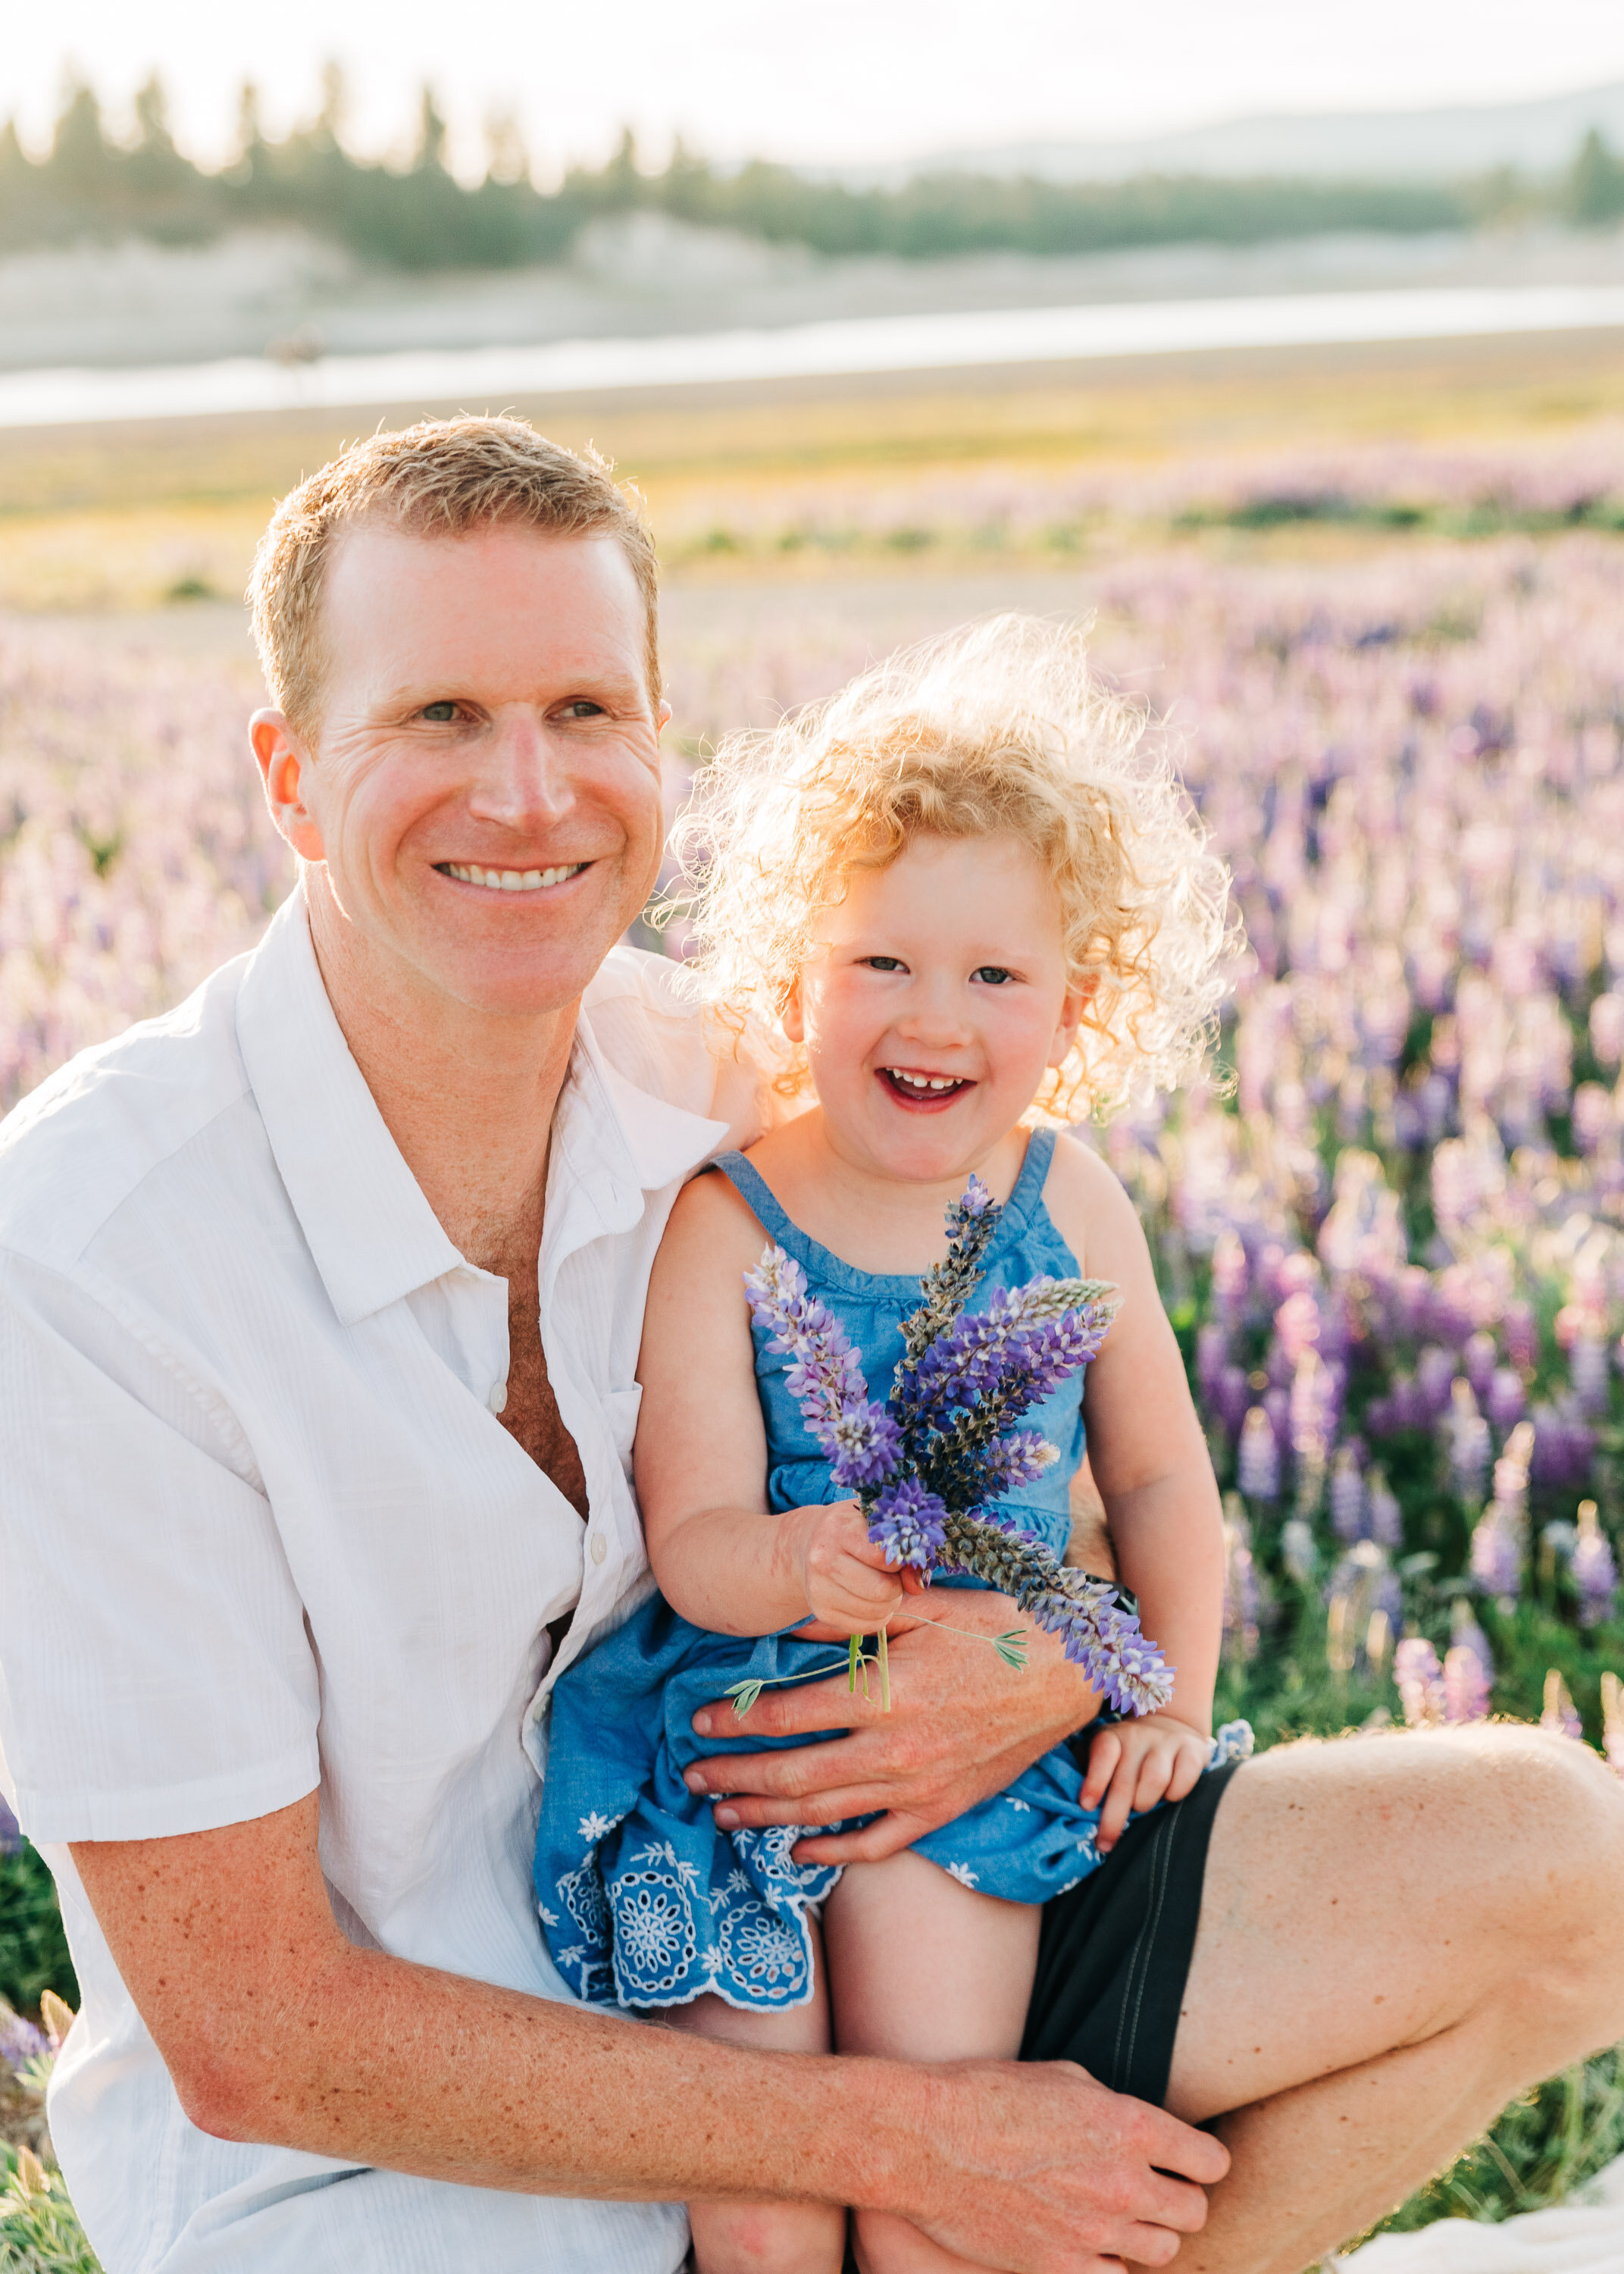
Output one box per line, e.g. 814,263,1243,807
861,956,906,972
558,700,605,719
421,701,457,723
973,966,1015,985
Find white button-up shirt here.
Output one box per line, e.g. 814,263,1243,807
0,891,764,2274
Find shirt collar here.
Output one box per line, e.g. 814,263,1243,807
235,893,726,1327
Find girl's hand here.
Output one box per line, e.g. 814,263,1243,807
792,1500,907,1636
1080,1712,1213,1854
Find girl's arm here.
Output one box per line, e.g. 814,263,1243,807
1044,1135,1227,1845
634,1171,904,1639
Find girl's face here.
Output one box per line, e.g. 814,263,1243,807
784,832,1085,1185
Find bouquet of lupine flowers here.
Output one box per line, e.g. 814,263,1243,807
741,1173,1174,1717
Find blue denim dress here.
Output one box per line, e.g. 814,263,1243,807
534,1129,1112,2015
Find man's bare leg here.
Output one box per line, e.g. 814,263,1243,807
1150,1723,1624,2273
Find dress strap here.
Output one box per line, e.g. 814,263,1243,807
710,1150,798,1243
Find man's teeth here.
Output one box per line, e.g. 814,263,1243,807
441,862,586,891
887,1069,966,1092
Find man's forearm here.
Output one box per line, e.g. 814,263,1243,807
211,1938,926,2210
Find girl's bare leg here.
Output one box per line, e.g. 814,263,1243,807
662,1928,847,2274
824,1850,1040,2274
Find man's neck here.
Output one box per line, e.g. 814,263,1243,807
304,877,577,1273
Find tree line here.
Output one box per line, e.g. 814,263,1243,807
4,72,1623,274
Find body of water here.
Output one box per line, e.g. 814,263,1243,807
4,281,1624,429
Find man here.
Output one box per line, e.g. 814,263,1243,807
0,416,1619,2274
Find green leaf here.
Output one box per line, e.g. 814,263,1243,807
993,1630,1030,1669
724,1679,765,1718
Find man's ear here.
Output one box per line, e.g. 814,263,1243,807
250,711,325,862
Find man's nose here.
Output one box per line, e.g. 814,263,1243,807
466,716,574,832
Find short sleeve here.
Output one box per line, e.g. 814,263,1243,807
0,1253,320,1843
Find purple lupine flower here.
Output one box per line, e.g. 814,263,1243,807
868,1477,948,1570
0,2006,48,2071
978,1429,1061,1498
1447,1379,1491,1506
1470,1508,1522,1603
1572,1501,1618,1628
0,1793,20,1856
1281,1517,1317,1585
1209,1229,1248,1323
1328,1444,1366,1541
1366,1465,1403,1549
1571,1335,1611,1417
1442,1643,1491,1723
1486,1367,1526,1432
745,1248,906,1494
1463,1330,1498,1399
1450,1598,1494,1683
1541,1669,1583,1741
1237,1406,1281,1499
1394,1636,1446,1727
1290,1351,1338,1467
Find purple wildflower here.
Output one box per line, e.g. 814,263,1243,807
868,1477,948,1570
1572,1501,1618,1629
1394,1636,1445,1727
744,1247,903,1493
1237,1406,1281,1500
0,2006,48,2072
1450,1598,1494,1683
1470,1508,1522,1603
1442,1643,1491,1723
978,1430,1062,1498
1486,1367,1526,1432
1328,1444,1366,1541
1366,1465,1403,1549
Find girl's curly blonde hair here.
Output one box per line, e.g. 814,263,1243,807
668,615,1235,1120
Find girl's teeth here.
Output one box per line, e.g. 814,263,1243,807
443,863,584,891
890,1070,962,1092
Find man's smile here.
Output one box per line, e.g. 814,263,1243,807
434,860,589,893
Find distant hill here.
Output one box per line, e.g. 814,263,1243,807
926,80,1624,186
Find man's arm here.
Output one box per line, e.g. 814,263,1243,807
72,1796,1223,2272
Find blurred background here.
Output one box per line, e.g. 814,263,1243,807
5,3,1624,2257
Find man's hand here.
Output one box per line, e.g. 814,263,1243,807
686,1587,1103,1864
901,2060,1227,2272
1081,1712,1214,1853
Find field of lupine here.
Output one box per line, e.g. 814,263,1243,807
6,453,1624,2259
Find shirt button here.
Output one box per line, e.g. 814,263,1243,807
487,1383,508,1415
590,1533,608,1565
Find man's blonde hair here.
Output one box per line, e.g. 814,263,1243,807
248,415,660,736
669,615,1234,1120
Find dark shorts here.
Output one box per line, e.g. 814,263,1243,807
1020,1757,1243,2105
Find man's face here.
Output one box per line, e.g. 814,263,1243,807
256,520,666,1021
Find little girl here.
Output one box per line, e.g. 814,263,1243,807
537,615,1235,2274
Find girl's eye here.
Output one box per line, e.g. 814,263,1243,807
973,966,1015,985
861,956,906,972
421,700,458,723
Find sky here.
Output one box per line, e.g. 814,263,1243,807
7,0,1624,180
